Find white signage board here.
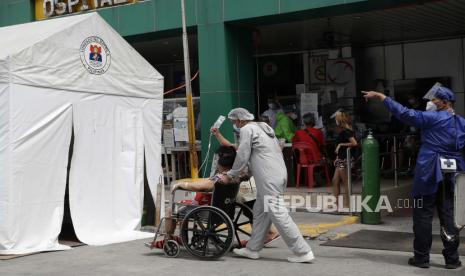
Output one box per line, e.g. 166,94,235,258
173,118,188,142
300,93,318,118
163,129,175,148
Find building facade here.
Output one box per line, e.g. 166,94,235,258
2,0,465,165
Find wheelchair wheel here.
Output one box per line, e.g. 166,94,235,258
181,206,234,259
233,202,253,247
163,240,180,258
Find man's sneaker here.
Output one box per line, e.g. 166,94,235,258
408,257,430,268
232,248,260,260
287,251,315,263
445,261,462,269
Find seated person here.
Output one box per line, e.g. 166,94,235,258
262,98,282,128
274,106,298,142
151,146,240,248
292,112,326,161
172,146,239,204
151,146,279,248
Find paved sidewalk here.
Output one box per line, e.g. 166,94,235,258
1,212,463,276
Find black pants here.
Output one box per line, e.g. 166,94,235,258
413,181,460,264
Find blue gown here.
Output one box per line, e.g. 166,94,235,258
383,97,465,196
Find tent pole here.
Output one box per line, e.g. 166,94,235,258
155,176,163,226
181,0,199,179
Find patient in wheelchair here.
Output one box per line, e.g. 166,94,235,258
152,146,280,249
151,146,241,248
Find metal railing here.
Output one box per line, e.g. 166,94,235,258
377,133,417,187
346,147,353,214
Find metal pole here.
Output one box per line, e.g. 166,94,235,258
155,175,163,227
393,136,398,187
163,146,171,186
346,147,352,214
181,0,199,179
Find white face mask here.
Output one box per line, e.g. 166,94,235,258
289,113,298,120
233,124,241,132
425,101,437,111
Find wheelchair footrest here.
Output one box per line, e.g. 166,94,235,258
144,242,154,249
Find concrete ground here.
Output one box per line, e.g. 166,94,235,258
1,211,463,276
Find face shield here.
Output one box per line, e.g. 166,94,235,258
423,82,443,101
331,109,346,122
423,83,455,104
330,109,341,119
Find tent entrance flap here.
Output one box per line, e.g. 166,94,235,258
69,96,152,245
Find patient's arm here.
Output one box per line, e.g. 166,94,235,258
171,178,214,193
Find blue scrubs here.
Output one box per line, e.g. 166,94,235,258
383,97,465,196
384,97,464,264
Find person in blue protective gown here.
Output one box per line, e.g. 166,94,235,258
363,86,464,270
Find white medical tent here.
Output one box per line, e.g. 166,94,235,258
0,12,164,255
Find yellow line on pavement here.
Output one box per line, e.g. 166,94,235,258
239,216,359,239
298,216,359,238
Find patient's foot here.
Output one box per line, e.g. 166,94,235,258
264,234,281,247
238,234,280,248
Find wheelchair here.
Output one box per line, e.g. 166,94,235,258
146,182,253,259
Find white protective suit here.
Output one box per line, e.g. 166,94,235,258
262,108,282,128
227,122,312,255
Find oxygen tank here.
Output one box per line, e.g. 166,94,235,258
361,130,381,224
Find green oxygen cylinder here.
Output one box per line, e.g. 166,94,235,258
361,130,381,224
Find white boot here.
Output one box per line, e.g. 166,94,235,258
287,251,315,263
233,248,260,260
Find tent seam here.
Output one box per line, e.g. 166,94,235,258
6,83,163,101
9,64,163,81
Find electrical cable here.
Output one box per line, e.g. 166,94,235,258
163,70,199,95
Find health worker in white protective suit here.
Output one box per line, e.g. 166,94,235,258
219,107,314,263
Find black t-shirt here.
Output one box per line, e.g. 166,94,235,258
336,128,355,159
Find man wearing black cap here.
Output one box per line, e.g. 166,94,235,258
363,86,464,270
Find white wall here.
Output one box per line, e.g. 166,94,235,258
358,38,465,116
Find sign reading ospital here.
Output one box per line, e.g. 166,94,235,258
35,0,138,20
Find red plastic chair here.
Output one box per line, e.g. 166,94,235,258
292,142,331,190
